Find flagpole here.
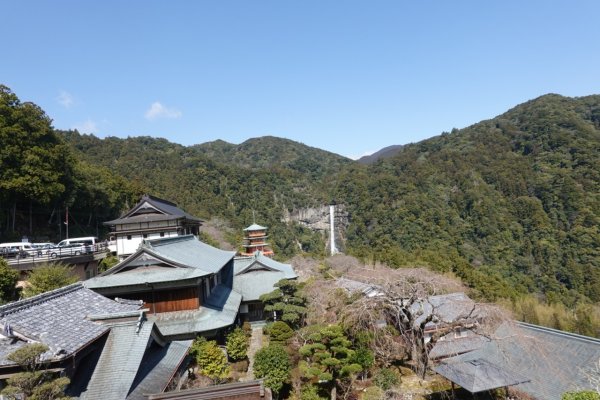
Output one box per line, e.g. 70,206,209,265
65,206,69,239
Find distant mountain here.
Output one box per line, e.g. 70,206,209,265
357,144,404,164
193,136,353,179
8,86,595,315
336,93,600,305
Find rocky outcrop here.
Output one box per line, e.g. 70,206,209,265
282,204,349,253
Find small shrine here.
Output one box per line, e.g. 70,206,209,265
240,223,274,257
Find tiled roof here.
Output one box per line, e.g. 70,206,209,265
81,320,155,400
413,292,479,327
243,223,267,231
152,285,241,338
435,358,530,393
127,339,192,400
440,322,600,399
233,254,296,277
233,254,297,301
105,195,202,225
0,283,141,365
334,278,382,298
84,266,211,290
429,333,491,359
85,235,235,289
234,270,289,302
79,317,192,400
144,235,235,274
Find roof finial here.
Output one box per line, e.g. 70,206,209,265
252,210,256,224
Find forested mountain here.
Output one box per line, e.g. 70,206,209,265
335,94,600,307
357,144,404,164
61,132,329,256
193,136,352,179
2,84,599,325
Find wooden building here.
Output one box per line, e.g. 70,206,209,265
84,235,242,339
104,195,202,259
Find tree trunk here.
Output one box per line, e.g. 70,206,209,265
29,200,32,235
12,202,16,232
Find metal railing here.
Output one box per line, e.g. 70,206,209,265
1,243,110,266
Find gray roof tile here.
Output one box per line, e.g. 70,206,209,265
81,320,155,400
441,322,600,399
0,283,141,365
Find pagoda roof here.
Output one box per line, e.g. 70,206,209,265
243,223,267,231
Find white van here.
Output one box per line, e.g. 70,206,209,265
0,242,36,258
50,237,98,258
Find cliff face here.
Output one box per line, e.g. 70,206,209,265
282,204,349,253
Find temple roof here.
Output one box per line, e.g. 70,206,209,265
0,283,142,366
439,322,600,399
233,254,297,301
85,235,235,289
243,223,267,231
77,318,192,400
105,195,202,225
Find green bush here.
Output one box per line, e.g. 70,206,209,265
254,344,291,397
267,321,294,344
226,327,248,361
190,337,229,384
373,368,399,391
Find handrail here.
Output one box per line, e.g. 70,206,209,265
1,243,110,266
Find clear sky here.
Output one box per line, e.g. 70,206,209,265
2,1,600,159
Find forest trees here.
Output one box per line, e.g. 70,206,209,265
260,280,307,329
298,324,362,399
22,263,78,298
0,85,74,235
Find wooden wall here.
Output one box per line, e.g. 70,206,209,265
138,287,200,313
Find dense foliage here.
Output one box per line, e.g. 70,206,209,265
0,85,141,242
253,344,291,398
1,343,70,400
0,258,19,303
2,84,599,327
335,94,600,309
190,337,230,384
260,280,307,328
225,327,249,362
22,263,78,298
60,131,329,258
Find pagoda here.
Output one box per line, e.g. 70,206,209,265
240,223,274,257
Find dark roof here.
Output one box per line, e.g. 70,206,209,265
429,333,490,359
441,322,600,399
105,195,202,225
79,318,192,400
434,358,530,393
0,283,141,365
413,292,480,328
127,339,192,400
147,380,268,400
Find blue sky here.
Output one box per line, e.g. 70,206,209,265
2,1,600,159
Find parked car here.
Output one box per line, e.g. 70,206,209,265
0,243,36,258
49,237,97,258
31,243,55,256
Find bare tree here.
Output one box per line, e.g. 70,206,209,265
341,267,506,378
